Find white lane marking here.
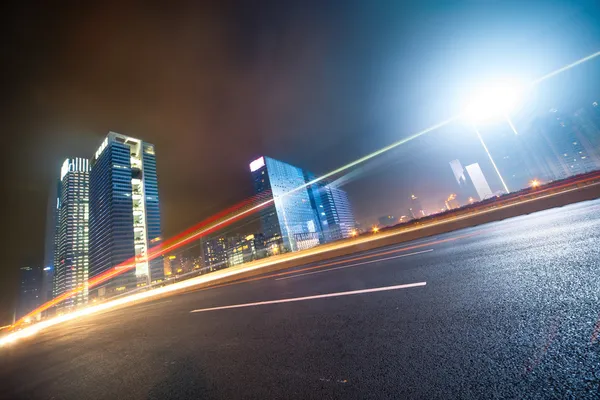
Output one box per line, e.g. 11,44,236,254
275,249,434,281
189,282,426,313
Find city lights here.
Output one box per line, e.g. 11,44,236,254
372,226,379,234
530,179,541,188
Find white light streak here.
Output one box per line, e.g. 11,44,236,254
189,282,427,313
275,249,433,281
472,124,510,194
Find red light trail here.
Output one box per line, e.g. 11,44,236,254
12,191,274,328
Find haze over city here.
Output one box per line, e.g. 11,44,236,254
1,1,600,399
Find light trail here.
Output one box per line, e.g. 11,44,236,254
2,175,598,347
189,282,427,313
12,191,275,327
505,114,520,136
274,249,434,281
4,50,599,340
530,51,600,86
472,123,510,193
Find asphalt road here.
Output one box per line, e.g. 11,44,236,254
2,199,600,399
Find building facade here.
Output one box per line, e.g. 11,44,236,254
16,266,43,321
54,158,90,311
89,132,163,298
250,156,322,252
42,180,60,305
465,163,493,200
202,236,229,270
305,173,355,242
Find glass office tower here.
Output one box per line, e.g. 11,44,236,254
250,156,321,252
305,172,355,242
465,163,493,200
54,157,90,311
16,266,43,320
89,132,163,298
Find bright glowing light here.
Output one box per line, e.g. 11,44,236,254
464,80,525,123
7,50,600,341
372,226,379,234
530,179,541,188
249,156,265,172
351,230,358,237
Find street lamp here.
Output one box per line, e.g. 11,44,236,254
530,179,541,188
463,80,526,194
372,226,379,234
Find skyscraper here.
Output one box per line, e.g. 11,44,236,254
54,158,90,311
16,266,43,321
526,105,600,182
465,163,493,200
202,236,229,270
250,156,321,252
305,172,355,242
89,132,163,298
42,180,60,304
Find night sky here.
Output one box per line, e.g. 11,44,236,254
1,0,599,323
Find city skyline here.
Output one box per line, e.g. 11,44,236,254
2,0,600,324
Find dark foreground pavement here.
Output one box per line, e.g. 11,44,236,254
1,199,600,399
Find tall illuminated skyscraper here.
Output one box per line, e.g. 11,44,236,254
54,158,90,310
305,172,355,242
250,156,321,252
89,132,163,298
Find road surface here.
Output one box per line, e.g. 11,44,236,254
1,199,600,399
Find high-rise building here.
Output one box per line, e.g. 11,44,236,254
465,163,493,200
202,236,229,270
42,180,60,304
449,159,480,203
226,234,267,267
54,158,90,311
250,156,321,252
16,266,43,321
305,173,355,242
89,132,163,298
526,105,600,182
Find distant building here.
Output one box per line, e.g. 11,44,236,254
202,236,228,270
89,132,163,299
378,215,396,227
163,256,174,278
305,172,355,242
227,234,267,267
17,267,43,320
250,156,321,252
526,104,600,182
449,159,479,203
54,158,90,311
465,163,494,200
409,194,425,219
